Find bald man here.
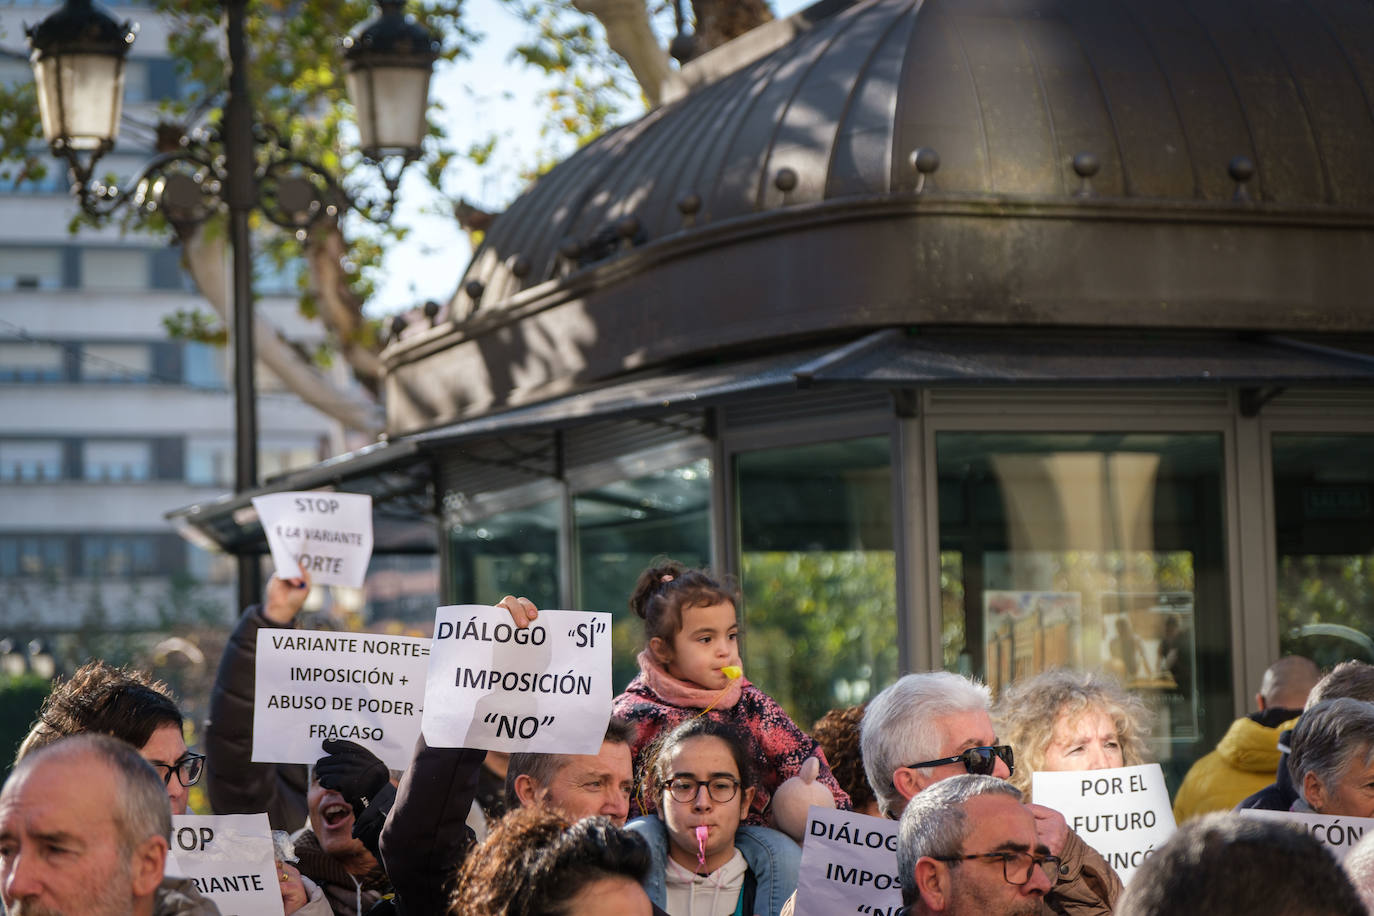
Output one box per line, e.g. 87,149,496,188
1172,655,1319,822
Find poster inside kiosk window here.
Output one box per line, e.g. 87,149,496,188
252,491,374,588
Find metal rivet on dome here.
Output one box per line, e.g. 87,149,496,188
677,192,702,228
558,237,582,260
507,254,531,278
422,300,440,322
617,215,640,238
909,147,939,193
464,280,485,307
386,313,407,343
1229,156,1256,201
1072,152,1099,197
774,167,798,193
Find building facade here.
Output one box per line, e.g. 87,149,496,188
0,0,338,660
175,0,1374,788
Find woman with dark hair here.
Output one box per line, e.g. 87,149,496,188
626,718,801,916
451,807,653,916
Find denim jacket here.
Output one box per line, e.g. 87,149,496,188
625,817,802,916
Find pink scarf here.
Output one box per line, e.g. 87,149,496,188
636,650,748,711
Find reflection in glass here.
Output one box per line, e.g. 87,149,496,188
736,437,898,728
448,500,559,611
574,460,711,690
936,433,1228,786
1274,435,1374,668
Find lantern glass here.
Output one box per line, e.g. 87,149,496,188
347,64,430,157
34,51,125,150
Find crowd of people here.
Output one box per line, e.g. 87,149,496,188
4,558,1374,916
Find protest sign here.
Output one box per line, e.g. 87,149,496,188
164,813,283,916
1032,763,1176,884
794,806,903,916
1239,808,1374,860
422,605,612,754
252,629,429,770
252,491,373,588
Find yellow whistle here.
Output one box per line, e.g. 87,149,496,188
722,665,743,680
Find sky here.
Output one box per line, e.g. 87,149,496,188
367,0,815,317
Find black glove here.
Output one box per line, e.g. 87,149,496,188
351,781,396,860
315,738,389,818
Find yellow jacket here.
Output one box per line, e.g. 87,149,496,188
1172,714,1300,823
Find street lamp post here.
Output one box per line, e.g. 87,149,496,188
27,0,438,612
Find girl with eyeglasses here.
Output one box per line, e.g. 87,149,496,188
626,718,801,916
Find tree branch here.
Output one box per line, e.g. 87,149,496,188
572,0,674,106
177,223,385,435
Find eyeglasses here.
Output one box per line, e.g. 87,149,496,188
664,776,740,804
904,745,1014,777
150,752,206,788
931,851,1061,886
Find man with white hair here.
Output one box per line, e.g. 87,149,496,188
861,671,1120,915
0,733,206,916
1287,696,1374,817
899,775,1055,916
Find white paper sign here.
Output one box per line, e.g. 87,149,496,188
1239,808,1374,860
251,629,429,770
252,491,374,587
1032,763,1176,884
421,605,612,754
794,806,903,916
164,814,283,916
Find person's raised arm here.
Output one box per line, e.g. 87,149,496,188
203,572,312,829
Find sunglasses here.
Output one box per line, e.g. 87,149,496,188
904,745,1014,777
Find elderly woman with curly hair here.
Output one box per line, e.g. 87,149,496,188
993,668,1152,801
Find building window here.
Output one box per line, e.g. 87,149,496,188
0,248,63,290
183,342,227,389
0,440,63,482
83,440,153,482
185,440,231,486
448,499,560,611
80,343,153,382
1274,434,1374,668
0,341,65,381
736,437,899,727
934,432,1229,786
82,249,150,291
81,535,159,576
0,535,68,578
574,459,712,689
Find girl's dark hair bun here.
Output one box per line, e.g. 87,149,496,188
628,559,686,619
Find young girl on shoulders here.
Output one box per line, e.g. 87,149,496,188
500,560,848,841
611,560,848,839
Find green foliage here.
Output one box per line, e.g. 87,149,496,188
162,307,229,345
1278,554,1374,667
740,551,900,729
0,674,50,780
498,0,639,175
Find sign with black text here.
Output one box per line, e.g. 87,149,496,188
794,806,902,916
1032,763,1176,884
422,605,612,754
251,629,429,770
1239,808,1374,860
164,813,283,916
252,491,373,588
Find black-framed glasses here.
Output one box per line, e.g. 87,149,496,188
150,752,206,788
664,776,740,804
931,851,1061,886
904,745,1014,777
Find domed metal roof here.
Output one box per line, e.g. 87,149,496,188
450,0,1374,312
382,0,1374,434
